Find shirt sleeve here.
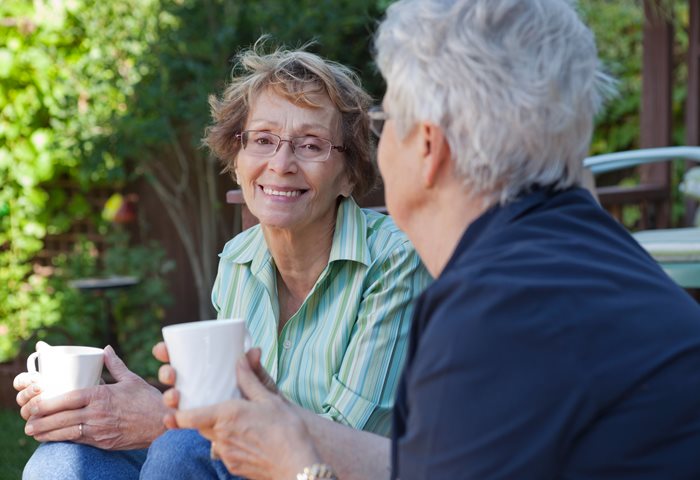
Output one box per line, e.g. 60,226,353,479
319,241,431,436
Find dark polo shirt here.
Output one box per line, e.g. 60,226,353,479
392,187,700,479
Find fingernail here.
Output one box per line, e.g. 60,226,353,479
25,424,34,435
30,405,39,416
31,384,40,393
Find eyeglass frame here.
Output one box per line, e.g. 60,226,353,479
369,106,390,138
235,130,346,162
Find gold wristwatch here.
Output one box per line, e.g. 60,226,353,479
296,463,338,480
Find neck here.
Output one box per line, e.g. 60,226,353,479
262,219,335,298
404,185,487,278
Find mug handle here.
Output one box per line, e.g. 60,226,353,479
26,351,40,374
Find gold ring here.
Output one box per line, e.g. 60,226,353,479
210,443,220,460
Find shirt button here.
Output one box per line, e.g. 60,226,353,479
283,340,292,350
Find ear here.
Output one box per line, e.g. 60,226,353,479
420,123,451,188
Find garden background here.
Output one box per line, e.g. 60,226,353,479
0,0,693,477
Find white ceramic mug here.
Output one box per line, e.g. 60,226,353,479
26,343,104,399
162,318,251,410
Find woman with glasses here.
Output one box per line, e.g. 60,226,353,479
16,44,430,480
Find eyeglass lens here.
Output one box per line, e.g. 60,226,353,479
241,131,333,161
370,119,384,138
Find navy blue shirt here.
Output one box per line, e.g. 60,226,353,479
392,187,700,479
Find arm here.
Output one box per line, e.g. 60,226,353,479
172,348,391,480
14,345,167,450
320,241,429,434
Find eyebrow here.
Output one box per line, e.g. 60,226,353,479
246,121,334,137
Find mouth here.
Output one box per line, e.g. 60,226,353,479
259,185,308,198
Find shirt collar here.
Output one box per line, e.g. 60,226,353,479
442,186,590,275
328,196,371,267
219,196,372,272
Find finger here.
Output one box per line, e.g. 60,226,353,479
164,412,178,430
103,345,135,382
162,388,180,410
16,383,41,410
158,365,176,386
21,388,91,421
25,407,85,438
236,353,275,401
13,372,40,391
174,404,221,430
152,342,169,363
31,422,85,444
246,348,278,394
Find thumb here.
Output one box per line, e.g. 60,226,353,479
236,352,275,401
103,345,135,382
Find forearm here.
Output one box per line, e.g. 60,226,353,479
297,405,391,480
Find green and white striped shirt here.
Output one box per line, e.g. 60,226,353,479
212,197,431,436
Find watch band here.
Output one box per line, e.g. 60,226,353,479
296,463,338,480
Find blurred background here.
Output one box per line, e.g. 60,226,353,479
0,0,697,477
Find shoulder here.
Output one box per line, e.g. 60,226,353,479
219,225,265,263
362,209,415,261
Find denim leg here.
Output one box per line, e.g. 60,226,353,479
140,429,241,480
23,442,147,480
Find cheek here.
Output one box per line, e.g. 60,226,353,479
376,137,392,184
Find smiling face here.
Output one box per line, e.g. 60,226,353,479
235,89,352,234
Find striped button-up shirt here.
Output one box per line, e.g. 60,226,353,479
211,197,431,436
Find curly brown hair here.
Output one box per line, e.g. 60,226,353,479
203,40,377,199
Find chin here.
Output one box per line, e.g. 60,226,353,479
257,214,300,230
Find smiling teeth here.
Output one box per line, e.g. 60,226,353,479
263,187,301,197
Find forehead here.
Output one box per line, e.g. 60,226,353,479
246,88,340,135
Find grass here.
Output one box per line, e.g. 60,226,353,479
0,408,38,480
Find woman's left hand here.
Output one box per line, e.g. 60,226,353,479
173,349,320,479
19,345,168,450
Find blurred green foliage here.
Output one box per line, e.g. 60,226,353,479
0,0,167,363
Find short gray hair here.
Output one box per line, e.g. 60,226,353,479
374,0,616,207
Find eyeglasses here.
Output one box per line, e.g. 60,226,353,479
369,106,390,138
235,130,346,162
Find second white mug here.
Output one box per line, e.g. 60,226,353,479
162,318,251,410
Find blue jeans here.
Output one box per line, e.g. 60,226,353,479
141,429,239,479
23,430,240,480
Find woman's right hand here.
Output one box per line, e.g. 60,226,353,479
15,345,167,450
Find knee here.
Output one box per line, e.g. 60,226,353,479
23,442,146,480
143,429,212,474
23,442,89,480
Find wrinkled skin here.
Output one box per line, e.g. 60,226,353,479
154,344,319,479
14,345,168,450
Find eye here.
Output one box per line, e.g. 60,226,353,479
297,137,325,152
248,131,277,145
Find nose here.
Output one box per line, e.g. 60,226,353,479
267,140,298,174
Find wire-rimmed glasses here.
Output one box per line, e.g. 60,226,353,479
235,130,346,162
369,106,390,138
